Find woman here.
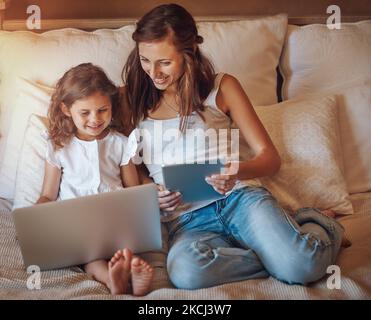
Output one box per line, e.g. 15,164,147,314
120,3,344,289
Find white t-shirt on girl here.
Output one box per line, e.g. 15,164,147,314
46,130,137,201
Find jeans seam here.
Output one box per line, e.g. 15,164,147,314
167,213,193,242
215,197,241,246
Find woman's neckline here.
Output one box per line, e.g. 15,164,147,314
146,114,180,121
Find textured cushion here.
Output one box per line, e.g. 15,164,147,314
0,15,288,199
13,114,48,209
0,79,52,199
279,21,371,193
335,78,371,193
257,96,353,215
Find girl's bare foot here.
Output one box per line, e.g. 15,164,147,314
131,257,154,296
107,248,132,294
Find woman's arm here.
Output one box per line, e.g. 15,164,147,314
221,74,281,179
206,74,281,193
36,161,61,204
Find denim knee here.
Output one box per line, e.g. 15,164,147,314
269,242,333,285
167,247,212,290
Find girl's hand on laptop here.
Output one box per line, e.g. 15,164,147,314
205,162,239,194
157,184,182,212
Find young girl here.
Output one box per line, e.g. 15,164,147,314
37,63,153,295
121,4,345,289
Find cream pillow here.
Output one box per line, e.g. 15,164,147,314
279,21,371,193
257,96,353,215
198,14,287,107
335,78,371,193
0,15,288,196
0,79,52,199
280,21,371,99
13,114,49,209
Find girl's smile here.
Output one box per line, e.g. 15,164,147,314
62,91,112,141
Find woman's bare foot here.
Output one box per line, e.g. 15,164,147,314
107,248,132,294
131,257,154,296
321,209,336,218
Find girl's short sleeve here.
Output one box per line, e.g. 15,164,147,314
120,130,139,166
46,139,61,169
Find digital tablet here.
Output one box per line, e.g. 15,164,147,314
161,162,225,203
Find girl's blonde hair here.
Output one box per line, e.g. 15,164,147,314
122,3,215,132
48,63,122,149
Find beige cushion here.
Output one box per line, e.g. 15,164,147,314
0,79,52,198
13,114,49,209
257,96,353,215
279,21,371,193
198,14,287,107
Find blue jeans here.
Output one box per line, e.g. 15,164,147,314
165,186,344,289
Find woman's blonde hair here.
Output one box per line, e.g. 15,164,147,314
122,3,215,132
48,63,121,149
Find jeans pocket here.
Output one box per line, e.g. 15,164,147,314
166,212,193,240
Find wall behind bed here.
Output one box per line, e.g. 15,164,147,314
2,0,371,30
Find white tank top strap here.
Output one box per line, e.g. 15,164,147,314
203,73,225,111
214,72,225,90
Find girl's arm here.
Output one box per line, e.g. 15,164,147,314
121,160,140,187
206,74,281,193
36,161,61,204
136,163,153,184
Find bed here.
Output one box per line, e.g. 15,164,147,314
1,0,370,299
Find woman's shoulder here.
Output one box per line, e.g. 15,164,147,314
213,73,244,113
218,73,246,100
218,73,241,89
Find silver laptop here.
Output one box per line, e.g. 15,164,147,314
12,183,162,271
